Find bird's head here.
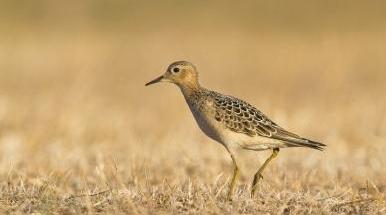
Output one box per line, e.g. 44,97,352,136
145,61,199,88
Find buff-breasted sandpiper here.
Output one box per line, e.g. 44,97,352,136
146,61,325,200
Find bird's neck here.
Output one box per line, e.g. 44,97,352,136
179,82,202,101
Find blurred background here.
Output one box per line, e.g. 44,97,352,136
0,0,385,213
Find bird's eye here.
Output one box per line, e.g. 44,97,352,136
173,67,180,73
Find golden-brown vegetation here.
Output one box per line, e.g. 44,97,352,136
0,1,385,214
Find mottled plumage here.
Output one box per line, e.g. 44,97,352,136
184,89,325,151
146,61,325,199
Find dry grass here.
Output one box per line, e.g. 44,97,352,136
1,1,386,214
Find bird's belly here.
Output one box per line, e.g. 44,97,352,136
189,107,223,144
220,129,286,151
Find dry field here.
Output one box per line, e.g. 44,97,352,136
0,1,386,214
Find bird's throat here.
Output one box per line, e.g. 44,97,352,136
179,84,202,101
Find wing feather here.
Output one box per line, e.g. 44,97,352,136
211,91,326,150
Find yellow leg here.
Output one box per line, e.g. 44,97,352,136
227,152,239,200
251,148,279,197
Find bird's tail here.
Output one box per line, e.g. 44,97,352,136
286,138,326,151
273,130,326,151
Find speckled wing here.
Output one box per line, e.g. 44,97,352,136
211,92,325,150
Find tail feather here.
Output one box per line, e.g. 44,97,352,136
287,139,326,151
270,128,326,151
273,134,326,151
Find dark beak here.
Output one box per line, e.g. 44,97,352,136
145,75,164,86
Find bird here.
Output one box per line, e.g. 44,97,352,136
145,61,325,200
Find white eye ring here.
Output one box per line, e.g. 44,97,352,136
173,67,180,73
